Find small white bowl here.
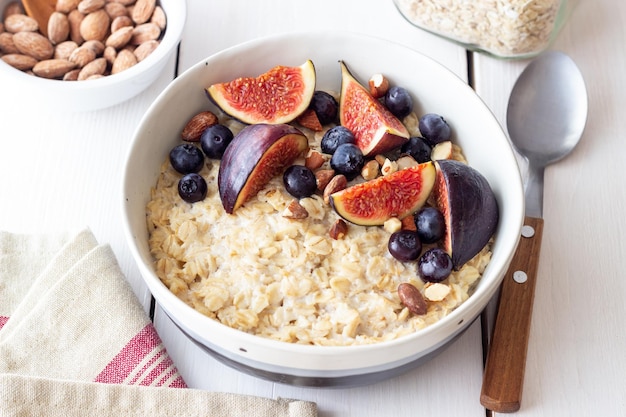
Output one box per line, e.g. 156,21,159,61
0,0,185,111
123,31,524,387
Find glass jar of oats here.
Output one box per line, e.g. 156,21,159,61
394,0,569,59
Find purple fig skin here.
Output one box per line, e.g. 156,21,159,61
218,123,308,214
435,159,499,270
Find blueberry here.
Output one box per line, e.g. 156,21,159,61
309,91,338,125
385,86,413,119
330,143,364,180
169,144,204,174
388,230,422,262
400,137,432,163
321,126,356,155
414,207,446,244
200,124,234,159
418,248,453,283
283,165,317,199
418,113,451,145
178,173,207,203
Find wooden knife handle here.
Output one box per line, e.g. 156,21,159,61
480,216,544,413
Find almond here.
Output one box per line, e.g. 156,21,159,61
68,45,96,67
111,48,136,74
360,159,380,180
109,0,136,6
47,12,70,45
181,111,219,142
53,40,78,59
323,174,347,204
13,31,54,60
103,45,116,64
131,0,155,25
32,58,77,79
77,0,106,14
82,39,104,55
104,2,128,19
282,199,309,220
401,215,417,231
63,68,81,80
78,56,106,80
105,25,132,49
4,13,39,33
368,73,390,99
0,32,19,54
56,0,81,13
296,108,323,132
150,5,166,30
329,219,348,240
315,169,335,191
130,22,159,45
1,53,38,70
67,9,85,44
304,150,325,170
133,38,158,62
80,9,110,41
398,283,427,316
111,15,133,32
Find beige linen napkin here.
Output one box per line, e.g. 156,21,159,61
0,229,317,417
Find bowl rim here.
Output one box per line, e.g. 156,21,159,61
122,29,524,374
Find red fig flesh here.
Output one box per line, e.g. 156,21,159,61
218,123,309,213
432,159,499,269
339,61,409,156
330,161,436,226
206,60,316,125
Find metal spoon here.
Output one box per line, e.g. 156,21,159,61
480,51,588,413
22,0,56,38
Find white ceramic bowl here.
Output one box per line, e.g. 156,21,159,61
122,31,524,387
0,0,185,111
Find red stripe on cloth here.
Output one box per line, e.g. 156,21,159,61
127,345,164,385
138,354,174,386
0,316,8,330
94,323,187,388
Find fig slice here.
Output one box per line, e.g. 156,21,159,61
432,159,499,269
339,61,410,156
329,161,436,226
206,60,316,125
218,123,309,214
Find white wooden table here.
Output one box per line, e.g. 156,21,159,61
1,0,625,415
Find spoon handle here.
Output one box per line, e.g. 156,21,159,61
480,216,544,413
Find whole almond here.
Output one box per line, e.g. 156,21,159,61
54,40,79,59
48,12,70,45
82,39,104,55
63,68,81,80
80,9,110,42
67,10,85,44
1,53,38,70
150,6,166,30
13,31,54,60
109,0,136,5
5,14,39,33
32,58,77,78
111,48,136,74
105,25,132,49
56,0,81,13
68,45,96,67
78,56,106,80
0,32,19,54
397,283,427,315
104,2,128,19
78,0,106,14
323,174,347,204
181,111,219,142
130,22,159,45
133,38,158,61
103,45,116,64
131,0,155,25
111,15,133,32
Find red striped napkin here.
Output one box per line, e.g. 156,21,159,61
0,229,317,417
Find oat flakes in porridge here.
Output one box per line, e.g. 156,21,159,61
146,109,493,346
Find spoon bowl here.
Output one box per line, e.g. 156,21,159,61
481,50,588,413
21,0,56,37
